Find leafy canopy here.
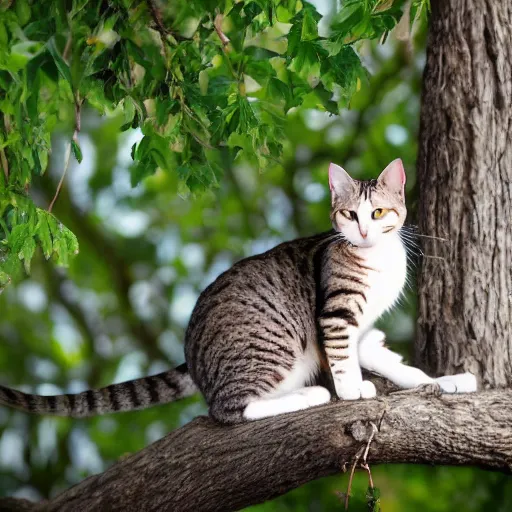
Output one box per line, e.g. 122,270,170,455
0,0,427,287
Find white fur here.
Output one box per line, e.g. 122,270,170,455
435,373,477,393
335,378,376,400
334,199,400,249
273,334,321,395
355,228,407,331
326,230,407,400
243,386,331,421
359,328,478,393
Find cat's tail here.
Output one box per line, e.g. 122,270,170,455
0,363,198,418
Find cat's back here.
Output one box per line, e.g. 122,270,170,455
194,230,333,306
184,232,333,378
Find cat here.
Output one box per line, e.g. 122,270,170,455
0,159,477,423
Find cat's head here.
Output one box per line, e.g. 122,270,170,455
329,159,407,248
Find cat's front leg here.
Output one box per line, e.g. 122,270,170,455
358,328,477,393
321,324,376,400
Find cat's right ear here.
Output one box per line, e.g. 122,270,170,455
329,163,354,200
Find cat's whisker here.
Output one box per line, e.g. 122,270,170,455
414,233,449,242
423,254,447,262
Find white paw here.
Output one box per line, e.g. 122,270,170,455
336,380,377,400
435,372,478,394
297,386,332,406
360,380,377,398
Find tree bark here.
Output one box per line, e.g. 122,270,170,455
416,0,512,385
4,390,511,512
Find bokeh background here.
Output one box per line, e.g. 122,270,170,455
1,1,511,510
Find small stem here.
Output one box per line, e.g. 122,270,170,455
48,99,82,212
189,131,215,150
147,0,187,42
48,138,72,213
214,13,230,46
1,114,10,185
62,34,72,63
214,13,237,79
0,148,8,184
343,422,378,510
361,463,374,489
362,422,377,464
344,447,364,510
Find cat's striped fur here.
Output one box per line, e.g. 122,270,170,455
0,160,477,423
0,363,196,417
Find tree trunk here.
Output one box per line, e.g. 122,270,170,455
416,0,512,386
3,390,511,512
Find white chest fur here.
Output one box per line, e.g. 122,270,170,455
355,233,407,330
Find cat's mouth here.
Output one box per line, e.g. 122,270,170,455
353,239,377,248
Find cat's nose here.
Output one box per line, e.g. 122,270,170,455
359,228,368,239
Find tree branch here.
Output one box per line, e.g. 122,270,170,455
7,390,512,512
49,99,82,213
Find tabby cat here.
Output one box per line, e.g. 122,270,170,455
0,159,477,424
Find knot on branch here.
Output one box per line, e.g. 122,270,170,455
347,420,378,443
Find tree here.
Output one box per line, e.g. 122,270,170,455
1,0,511,510
416,0,512,386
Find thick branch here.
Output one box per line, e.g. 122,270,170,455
10,390,512,512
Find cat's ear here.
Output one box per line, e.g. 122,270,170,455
378,159,406,197
329,163,355,199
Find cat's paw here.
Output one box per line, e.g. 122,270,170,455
336,380,377,400
435,372,478,393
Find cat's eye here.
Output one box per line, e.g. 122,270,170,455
372,208,388,219
340,210,357,221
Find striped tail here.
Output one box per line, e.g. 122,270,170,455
0,363,198,418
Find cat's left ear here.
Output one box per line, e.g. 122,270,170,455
378,159,406,197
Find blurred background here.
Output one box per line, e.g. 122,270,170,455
1,1,511,510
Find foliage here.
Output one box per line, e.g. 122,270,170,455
0,0,431,285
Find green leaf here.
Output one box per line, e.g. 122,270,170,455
71,139,83,163
19,236,36,274
46,37,73,90
288,42,323,87
15,0,32,26
36,210,53,259
366,486,381,512
198,69,209,95
301,9,319,41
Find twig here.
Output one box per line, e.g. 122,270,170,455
362,422,378,464
1,114,10,184
361,422,378,490
49,99,82,212
361,463,374,489
62,34,72,63
147,0,168,34
344,446,364,510
213,12,238,80
147,0,187,42
0,148,8,184
343,421,378,510
214,13,230,47
189,130,216,150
